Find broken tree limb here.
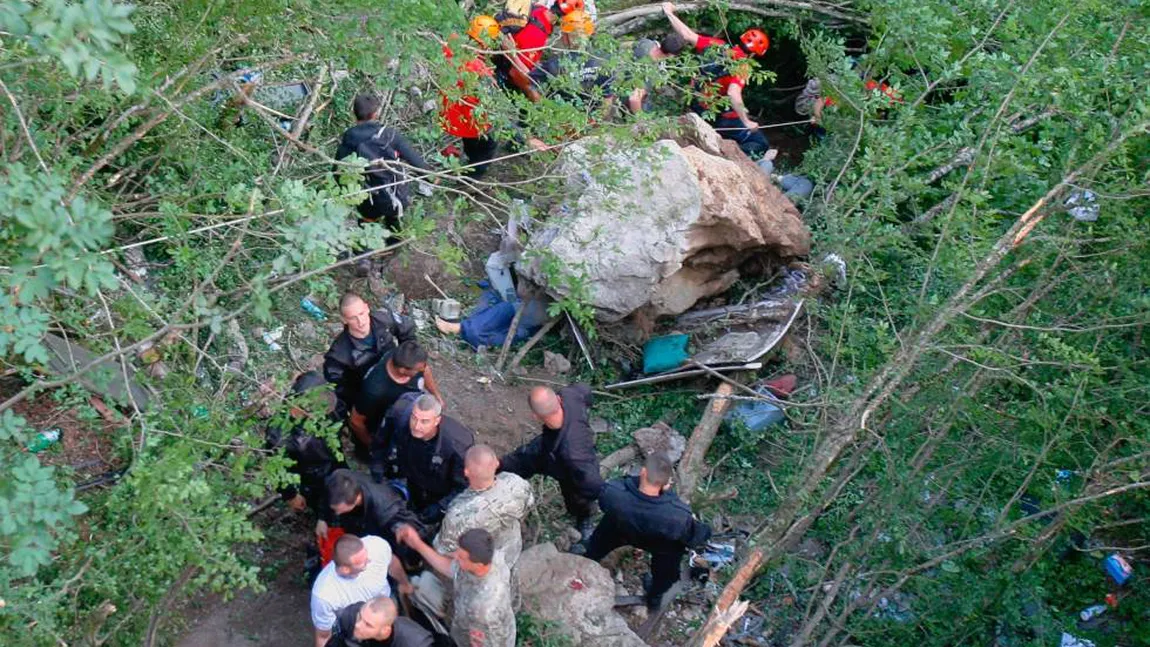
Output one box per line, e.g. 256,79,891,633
678,382,735,505
600,1,865,35
687,547,764,647
603,362,762,390
926,147,975,184
506,315,560,373
600,445,639,474
494,304,526,373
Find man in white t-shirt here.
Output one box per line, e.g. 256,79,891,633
310,534,412,647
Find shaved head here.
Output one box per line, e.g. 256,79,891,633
464,444,499,489
528,386,560,416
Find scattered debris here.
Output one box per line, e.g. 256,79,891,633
431,298,462,322
726,395,785,432
821,253,848,287
632,422,686,462
26,428,61,453
603,362,762,390
300,297,327,321
261,326,285,352
1078,604,1106,622
1064,190,1099,222
1060,633,1096,647
42,333,151,411
543,350,572,375
1104,553,1132,585
691,541,736,569
642,334,689,374
691,300,803,365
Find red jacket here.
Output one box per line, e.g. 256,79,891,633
440,45,493,139
694,35,749,116
510,6,554,71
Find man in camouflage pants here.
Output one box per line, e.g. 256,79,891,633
398,527,515,647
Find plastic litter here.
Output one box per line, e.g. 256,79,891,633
1078,604,1106,622
300,297,328,321
26,428,61,453
691,541,736,568
1055,469,1076,483
1064,190,1099,222
1061,633,1096,647
262,326,285,351
432,298,462,322
1104,553,1132,585
642,334,689,374
726,388,785,431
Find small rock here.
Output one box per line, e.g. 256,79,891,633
295,320,319,342
543,350,572,375
590,417,609,435
565,527,583,543
632,421,687,462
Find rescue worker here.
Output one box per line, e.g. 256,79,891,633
266,371,345,516
325,597,434,647
334,93,432,236
381,393,475,525
500,384,604,540
323,291,416,420
347,340,444,473
321,468,424,564
397,527,516,647
310,534,412,647
583,453,712,611
440,17,501,178
533,10,616,114
497,0,586,101
627,32,689,113
661,2,771,156
435,444,534,565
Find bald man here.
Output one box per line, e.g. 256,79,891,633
501,384,605,540
435,445,535,565
325,596,433,647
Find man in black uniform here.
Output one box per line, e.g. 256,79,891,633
323,291,417,419
383,393,474,525
321,469,424,561
325,596,434,647
583,453,712,610
265,371,345,516
501,384,604,539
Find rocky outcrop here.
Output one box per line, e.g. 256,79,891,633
521,120,810,323
515,543,647,647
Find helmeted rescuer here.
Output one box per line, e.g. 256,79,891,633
500,384,605,541
662,2,771,157
323,291,417,420
495,0,587,102
583,453,712,611
440,17,501,178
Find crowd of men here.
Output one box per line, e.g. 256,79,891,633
266,290,713,646
333,1,779,240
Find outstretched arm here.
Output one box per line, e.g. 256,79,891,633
727,84,759,130
396,524,454,577
661,3,700,47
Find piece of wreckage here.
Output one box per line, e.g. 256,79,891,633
516,115,819,387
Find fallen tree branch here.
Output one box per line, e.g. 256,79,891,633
601,1,865,34
506,315,561,374
688,547,764,647
678,382,735,504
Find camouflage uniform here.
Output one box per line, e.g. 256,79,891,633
434,472,535,565
451,556,516,647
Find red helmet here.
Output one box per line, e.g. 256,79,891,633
555,0,584,15
740,29,770,56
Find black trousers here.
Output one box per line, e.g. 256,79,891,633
584,524,682,606
462,135,498,177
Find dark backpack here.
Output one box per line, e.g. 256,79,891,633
354,126,411,218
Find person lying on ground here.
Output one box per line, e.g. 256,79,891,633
265,371,346,517
347,340,443,470
500,384,604,541
581,452,712,611
311,534,413,647
380,393,474,525
325,596,434,647
662,2,771,157
396,526,516,647
433,285,549,351
324,291,416,420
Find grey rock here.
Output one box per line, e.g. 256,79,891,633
632,421,687,463
515,543,648,647
543,350,572,375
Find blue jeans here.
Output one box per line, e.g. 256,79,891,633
713,115,769,158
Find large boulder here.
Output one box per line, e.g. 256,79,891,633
521,121,810,322
515,543,647,647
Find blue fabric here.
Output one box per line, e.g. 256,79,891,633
713,115,769,158
460,289,548,349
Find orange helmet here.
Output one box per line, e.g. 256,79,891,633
467,15,500,44
555,0,584,15
560,9,595,36
740,28,770,56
